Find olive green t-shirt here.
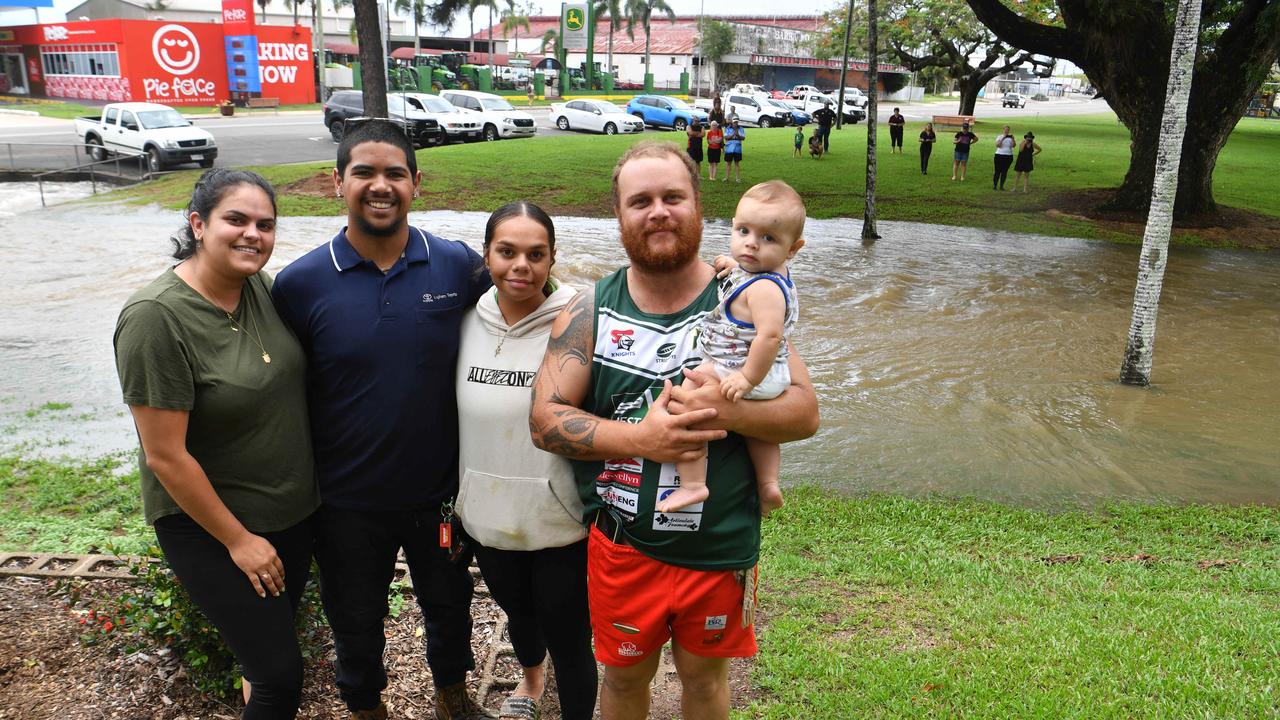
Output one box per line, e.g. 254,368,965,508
114,269,319,531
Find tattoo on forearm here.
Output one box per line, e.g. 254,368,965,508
531,291,601,458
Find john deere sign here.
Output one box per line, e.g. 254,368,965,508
563,3,589,51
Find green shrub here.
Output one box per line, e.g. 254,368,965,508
70,545,328,699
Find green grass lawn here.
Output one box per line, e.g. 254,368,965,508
3,456,1276,717
105,114,1280,247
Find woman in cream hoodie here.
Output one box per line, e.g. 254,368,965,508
455,201,594,720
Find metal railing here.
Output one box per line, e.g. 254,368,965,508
3,141,150,207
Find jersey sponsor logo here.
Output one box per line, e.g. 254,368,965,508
704,614,728,630
466,367,537,387
421,291,459,303
598,485,639,516
653,512,700,532
618,641,643,657
656,342,676,360
595,310,707,380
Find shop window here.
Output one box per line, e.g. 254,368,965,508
39,43,120,77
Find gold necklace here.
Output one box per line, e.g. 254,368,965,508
225,308,271,364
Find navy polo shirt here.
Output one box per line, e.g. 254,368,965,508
272,226,490,512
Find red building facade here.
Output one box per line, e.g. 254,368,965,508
0,12,313,106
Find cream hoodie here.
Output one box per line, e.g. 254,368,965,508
455,285,586,551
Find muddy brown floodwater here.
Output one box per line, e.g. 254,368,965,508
2,200,1277,505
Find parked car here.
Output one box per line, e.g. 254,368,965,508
839,87,870,109
625,95,709,131
764,98,810,125
721,92,793,128
1002,92,1027,108
787,91,865,123
323,90,445,147
439,89,538,141
786,84,821,99
550,99,645,135
75,102,216,172
395,92,482,142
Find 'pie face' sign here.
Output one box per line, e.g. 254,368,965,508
152,24,201,76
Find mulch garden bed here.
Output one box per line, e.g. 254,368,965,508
0,576,757,719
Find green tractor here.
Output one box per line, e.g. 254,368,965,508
440,52,491,92
409,55,459,92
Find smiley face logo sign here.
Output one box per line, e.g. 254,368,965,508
152,24,201,75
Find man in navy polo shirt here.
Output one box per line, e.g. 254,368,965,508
272,119,494,720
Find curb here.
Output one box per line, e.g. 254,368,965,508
0,108,41,117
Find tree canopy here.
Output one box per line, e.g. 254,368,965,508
965,0,1280,217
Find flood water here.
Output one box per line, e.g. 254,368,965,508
2,200,1277,506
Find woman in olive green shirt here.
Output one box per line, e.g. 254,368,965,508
114,169,319,719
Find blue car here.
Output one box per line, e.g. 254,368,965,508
625,95,709,131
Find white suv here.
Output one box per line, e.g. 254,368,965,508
439,90,537,141
397,92,483,142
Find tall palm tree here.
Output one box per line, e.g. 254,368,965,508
1120,0,1202,386
467,0,497,56
485,0,499,73
634,0,675,81
394,0,428,55
352,0,387,116
593,0,634,82
255,0,269,24
500,0,531,58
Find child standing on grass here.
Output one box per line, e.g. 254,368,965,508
656,180,805,517
793,125,804,157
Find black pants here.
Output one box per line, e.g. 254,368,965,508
315,505,477,712
817,125,831,152
993,154,1014,188
473,539,596,720
890,126,904,148
920,144,933,173
154,513,315,720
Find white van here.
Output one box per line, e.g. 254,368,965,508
439,89,537,141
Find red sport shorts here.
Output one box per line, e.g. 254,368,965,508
586,525,757,666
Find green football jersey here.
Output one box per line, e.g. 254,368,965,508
571,268,760,571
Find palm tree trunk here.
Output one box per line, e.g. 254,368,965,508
862,0,880,242
354,0,388,117
488,5,495,73
643,15,651,77
1119,0,1202,386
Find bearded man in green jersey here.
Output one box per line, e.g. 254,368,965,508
529,140,820,720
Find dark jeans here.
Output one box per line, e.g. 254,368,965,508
994,154,1014,188
816,124,831,151
921,144,933,173
473,539,596,720
890,126,904,148
154,513,315,720
315,505,477,712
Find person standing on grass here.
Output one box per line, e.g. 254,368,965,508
526,82,535,108
993,124,1016,190
793,124,804,158
723,117,746,183
918,122,937,175
811,101,836,154
456,201,596,720
687,120,706,178
272,119,495,720
952,122,978,181
708,96,726,127
888,108,906,154
529,140,819,720
706,121,724,181
1013,131,1042,192
115,168,320,719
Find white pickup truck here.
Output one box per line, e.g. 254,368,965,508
75,102,217,172
787,91,866,123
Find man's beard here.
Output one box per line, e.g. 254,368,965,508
353,213,406,238
620,215,702,272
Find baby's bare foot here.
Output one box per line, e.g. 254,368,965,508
759,483,785,516
656,485,710,513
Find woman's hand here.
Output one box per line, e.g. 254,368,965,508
228,533,285,598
